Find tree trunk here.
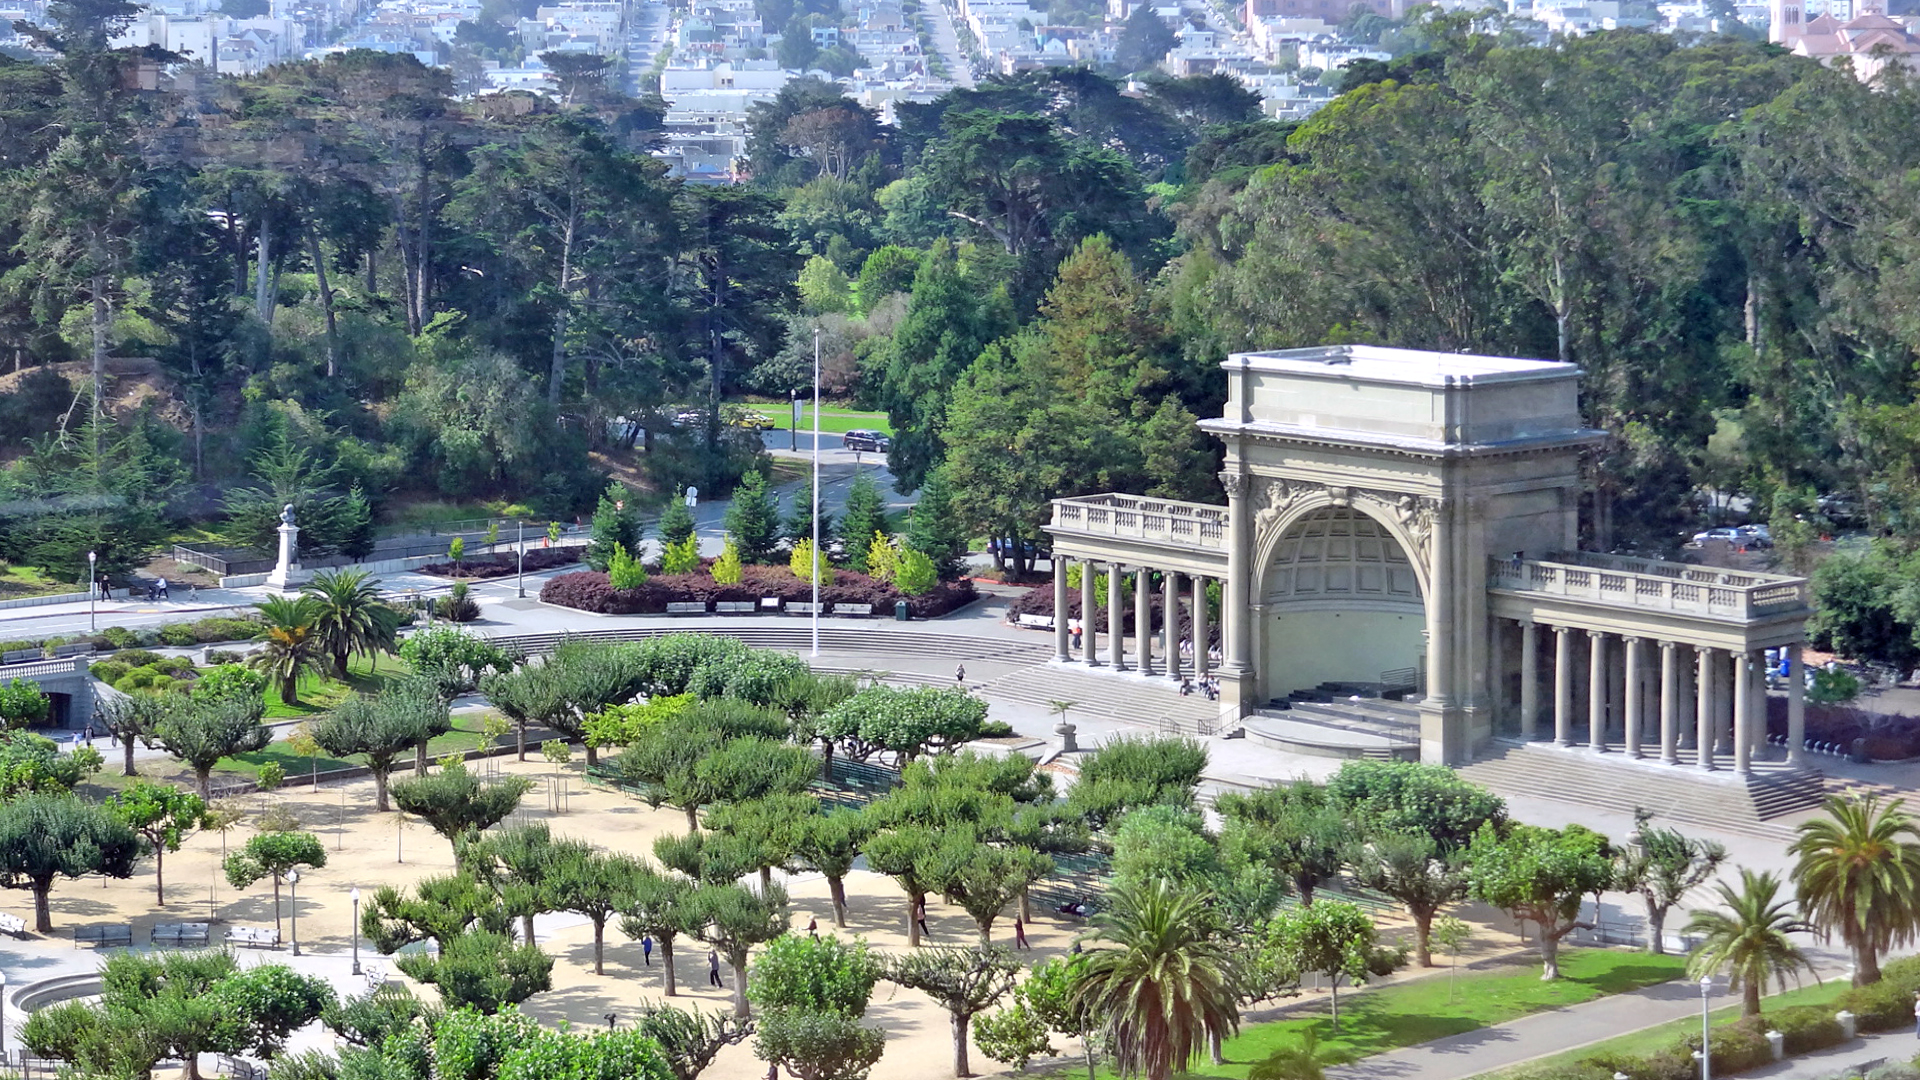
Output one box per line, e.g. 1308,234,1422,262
829,877,848,928
1854,941,1881,985
759,866,773,895
1743,976,1761,1017
593,920,605,975
1329,975,1339,1026
413,163,431,329
374,768,391,813
584,744,597,768
549,305,569,407
255,225,272,321
906,892,921,947
522,913,535,944
1646,905,1667,955
307,225,340,378
976,917,991,945
662,936,677,996
730,957,749,1018
950,1010,972,1078
1539,927,1561,981
416,743,429,776
90,268,108,424
272,876,283,936
122,735,137,777
155,842,166,906
1209,1028,1222,1066
33,881,52,933
194,766,212,800
685,804,699,832
820,741,834,783
1413,909,1433,967
1019,887,1031,922
335,646,350,681
516,723,527,762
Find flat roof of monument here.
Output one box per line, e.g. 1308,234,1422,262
1225,345,1576,386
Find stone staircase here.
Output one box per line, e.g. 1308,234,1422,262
1276,698,1422,744
980,664,1224,737
1457,741,1828,843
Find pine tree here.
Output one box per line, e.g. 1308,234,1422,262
723,472,780,564
657,492,696,547
588,482,640,571
840,472,888,573
782,477,835,545
907,466,969,581
338,485,375,562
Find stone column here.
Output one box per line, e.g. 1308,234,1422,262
1751,655,1769,756
1697,648,1717,771
1554,626,1574,747
1624,636,1644,758
1193,577,1210,681
1718,658,1736,754
1220,472,1253,709
1519,620,1539,741
1787,641,1807,767
1107,563,1125,671
1134,569,1153,675
1422,498,1457,763
1488,619,1506,732
1053,558,1070,662
1164,570,1182,683
1588,631,1609,752
1733,650,1753,776
1659,641,1680,765
1081,561,1101,668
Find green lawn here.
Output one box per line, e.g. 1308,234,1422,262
770,403,892,435
1164,949,1688,1079
1471,974,1851,1079
222,714,499,780
377,498,537,535
262,653,411,719
0,563,76,600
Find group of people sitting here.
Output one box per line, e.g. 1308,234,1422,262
1178,676,1222,700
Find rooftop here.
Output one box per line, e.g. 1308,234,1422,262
1224,344,1578,388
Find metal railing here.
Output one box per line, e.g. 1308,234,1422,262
1050,494,1229,551
1489,553,1808,621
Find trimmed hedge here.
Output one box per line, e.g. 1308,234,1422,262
1511,955,1920,1080
418,545,586,580
541,564,977,619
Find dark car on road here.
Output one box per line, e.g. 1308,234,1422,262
843,429,891,453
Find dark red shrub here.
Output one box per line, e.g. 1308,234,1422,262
419,545,588,580
541,565,978,618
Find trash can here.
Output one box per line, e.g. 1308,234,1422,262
894,600,911,622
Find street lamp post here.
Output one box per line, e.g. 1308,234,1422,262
88,551,97,631
288,870,301,956
1698,975,1712,1080
1,969,9,1060
350,887,362,975
516,521,526,599
811,323,821,659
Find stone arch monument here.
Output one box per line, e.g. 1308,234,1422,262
1047,345,1813,774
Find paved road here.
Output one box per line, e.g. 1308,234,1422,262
921,0,976,86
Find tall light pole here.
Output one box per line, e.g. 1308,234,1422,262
1698,975,1712,1080
516,520,526,599
350,887,362,975
811,323,821,659
288,869,301,956
87,551,97,631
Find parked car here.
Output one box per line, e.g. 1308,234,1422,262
843,429,891,453
728,410,775,430
1734,524,1773,548
1691,527,1740,546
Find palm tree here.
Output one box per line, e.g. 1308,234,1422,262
1072,878,1239,1080
1684,869,1819,1016
1249,1028,1348,1080
1788,793,1920,985
301,568,396,679
252,595,326,705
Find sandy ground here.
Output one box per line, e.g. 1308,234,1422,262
24,756,1531,1080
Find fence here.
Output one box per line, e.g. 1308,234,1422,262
172,517,572,577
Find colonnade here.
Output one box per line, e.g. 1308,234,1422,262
1050,558,1215,684
1497,619,1807,773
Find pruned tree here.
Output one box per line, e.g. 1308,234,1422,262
1346,833,1468,967
390,761,533,853
0,792,140,932
621,869,697,997
152,694,272,799
546,845,646,975
689,883,789,1018
1615,812,1728,955
311,678,450,812
223,831,326,939
1467,823,1615,980
882,945,1020,1078
107,781,207,906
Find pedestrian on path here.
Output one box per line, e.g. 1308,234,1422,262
1911,991,1919,1037
157,577,169,600
807,917,818,937
1014,916,1029,950
642,935,653,965
916,900,931,940
955,664,966,685
708,949,723,988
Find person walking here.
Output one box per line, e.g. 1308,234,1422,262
157,576,169,600
916,899,931,940
955,664,966,685
642,935,654,966
807,917,818,937
708,949,724,988
1013,916,1030,950
1912,991,1919,1038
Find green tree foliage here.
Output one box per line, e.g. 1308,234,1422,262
837,471,887,573
883,945,1021,1078
1263,900,1380,1026
1323,760,1507,851
712,537,744,584
629,1005,754,1080
1466,823,1614,980
390,761,534,853
1789,793,1920,985
1346,833,1467,968
0,731,103,797
251,595,327,706
152,692,272,799
657,493,697,547
608,541,648,588
400,929,554,1014
224,831,327,938
620,869,698,998
1066,736,1207,831
312,679,452,811
692,882,790,1018
498,1024,673,1080
545,846,647,975
723,470,781,564
1683,868,1817,1018
107,780,206,906
0,791,140,931
1113,4,1177,73
817,685,987,764
300,568,399,679
1614,815,1727,956
749,935,885,1080
905,466,968,581
0,678,48,728
1071,880,1237,1080
588,482,642,571
399,627,514,702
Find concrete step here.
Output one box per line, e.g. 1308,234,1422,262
982,664,1223,737
1277,701,1420,742
1458,742,1824,843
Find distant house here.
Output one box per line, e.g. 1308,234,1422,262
1772,0,1920,79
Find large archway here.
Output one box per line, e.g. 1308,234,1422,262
1260,507,1426,702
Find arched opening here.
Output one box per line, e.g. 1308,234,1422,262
1261,507,1426,702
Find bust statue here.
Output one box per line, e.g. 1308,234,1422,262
281,503,296,526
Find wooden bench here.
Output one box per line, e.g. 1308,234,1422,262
664,602,708,615
787,602,821,615
0,913,27,938
1,649,39,664
835,603,875,617
228,925,281,949
151,922,211,947
218,1055,266,1080
1016,614,1055,630
52,643,95,658
714,601,756,615
73,924,133,948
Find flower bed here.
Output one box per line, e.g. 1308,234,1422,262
418,545,587,580
541,563,977,618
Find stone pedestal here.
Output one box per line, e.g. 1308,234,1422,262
263,522,309,592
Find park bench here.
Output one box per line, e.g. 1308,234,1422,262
73,924,133,949
0,913,27,937
1,649,39,664
151,922,211,948
228,925,281,949
363,961,390,993
664,602,708,615
217,1056,265,1080
52,643,94,658
835,603,874,617
714,601,756,614
1015,614,1055,630
787,602,821,615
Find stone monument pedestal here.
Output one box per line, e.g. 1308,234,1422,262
263,521,309,592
